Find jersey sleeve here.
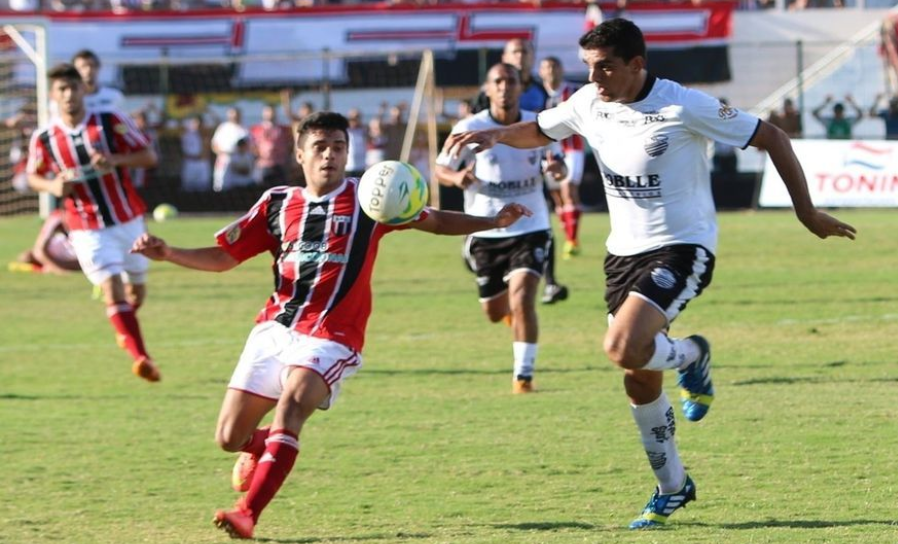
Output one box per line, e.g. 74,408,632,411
435,118,476,171
680,90,760,149
26,129,54,177
107,110,150,153
214,190,280,263
537,97,580,142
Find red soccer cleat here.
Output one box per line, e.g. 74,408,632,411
213,506,255,539
132,357,161,383
231,451,259,492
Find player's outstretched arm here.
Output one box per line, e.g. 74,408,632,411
131,233,240,272
444,121,551,157
750,121,857,240
411,204,532,236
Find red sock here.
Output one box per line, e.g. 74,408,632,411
106,303,150,361
241,426,271,457
244,429,299,523
560,207,575,243
570,207,582,243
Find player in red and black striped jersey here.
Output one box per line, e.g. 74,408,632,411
539,56,587,259
27,64,161,382
132,111,531,540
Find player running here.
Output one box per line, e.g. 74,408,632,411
131,111,530,540
443,19,856,529
435,63,566,394
28,63,160,382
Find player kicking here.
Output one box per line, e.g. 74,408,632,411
131,112,530,540
27,64,160,382
443,19,856,529
435,63,566,394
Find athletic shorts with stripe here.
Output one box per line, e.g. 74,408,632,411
68,216,149,285
604,244,715,323
463,230,549,301
228,321,362,410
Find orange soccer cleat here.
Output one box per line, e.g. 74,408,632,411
231,451,259,492
214,505,255,539
132,357,161,383
513,378,535,394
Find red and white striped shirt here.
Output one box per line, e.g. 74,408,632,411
546,82,586,154
215,179,428,353
27,110,149,231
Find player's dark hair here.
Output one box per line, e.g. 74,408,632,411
71,49,101,66
486,62,521,83
47,63,83,84
542,56,562,67
579,18,647,62
296,111,349,144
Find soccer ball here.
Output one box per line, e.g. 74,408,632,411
357,160,429,225
152,203,178,222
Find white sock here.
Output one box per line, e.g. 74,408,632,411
513,342,537,380
630,394,686,494
641,333,701,371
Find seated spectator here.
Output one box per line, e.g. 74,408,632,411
868,92,898,140
9,210,80,275
812,95,863,140
131,104,164,188
281,89,316,127
767,98,803,138
366,117,387,168
346,108,368,178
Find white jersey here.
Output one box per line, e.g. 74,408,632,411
437,110,557,238
538,75,760,256
50,86,125,117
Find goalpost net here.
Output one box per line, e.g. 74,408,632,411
0,20,48,217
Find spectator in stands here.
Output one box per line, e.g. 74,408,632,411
867,92,898,140
9,209,80,275
250,104,292,185
767,98,803,138
131,104,164,188
366,117,387,168
382,102,408,160
280,89,315,126
180,113,214,192
812,95,862,140
346,108,368,177
473,38,549,114
3,105,36,193
212,107,255,191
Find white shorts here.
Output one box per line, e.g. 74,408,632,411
564,151,585,185
69,216,149,285
228,321,363,410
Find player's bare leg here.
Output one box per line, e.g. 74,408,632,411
216,389,278,493
215,368,329,539
125,282,146,311
507,271,540,393
481,291,510,325
101,275,158,381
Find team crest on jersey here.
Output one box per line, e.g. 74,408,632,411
114,123,129,135
331,215,352,236
225,224,242,244
718,103,738,120
528,151,539,165
644,134,669,158
650,267,677,289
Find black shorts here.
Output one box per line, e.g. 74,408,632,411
604,244,715,322
464,230,549,300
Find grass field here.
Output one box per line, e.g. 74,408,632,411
1,210,897,544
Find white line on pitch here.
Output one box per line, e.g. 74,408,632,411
777,313,898,326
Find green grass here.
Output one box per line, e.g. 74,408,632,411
1,209,897,544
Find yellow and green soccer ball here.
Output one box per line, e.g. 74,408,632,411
357,160,429,226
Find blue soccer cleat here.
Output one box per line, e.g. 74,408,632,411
677,335,713,422
629,475,697,530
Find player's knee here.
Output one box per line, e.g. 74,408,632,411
486,310,505,323
603,334,646,370
215,426,247,453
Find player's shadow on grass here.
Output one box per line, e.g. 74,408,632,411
365,366,611,377
254,532,431,543
492,521,597,531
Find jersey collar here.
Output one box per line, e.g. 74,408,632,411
488,110,522,125
632,73,657,104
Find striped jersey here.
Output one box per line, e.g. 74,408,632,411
545,82,586,154
27,110,149,231
215,179,427,353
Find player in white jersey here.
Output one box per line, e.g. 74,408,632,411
444,19,856,529
436,63,566,394
49,50,125,118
